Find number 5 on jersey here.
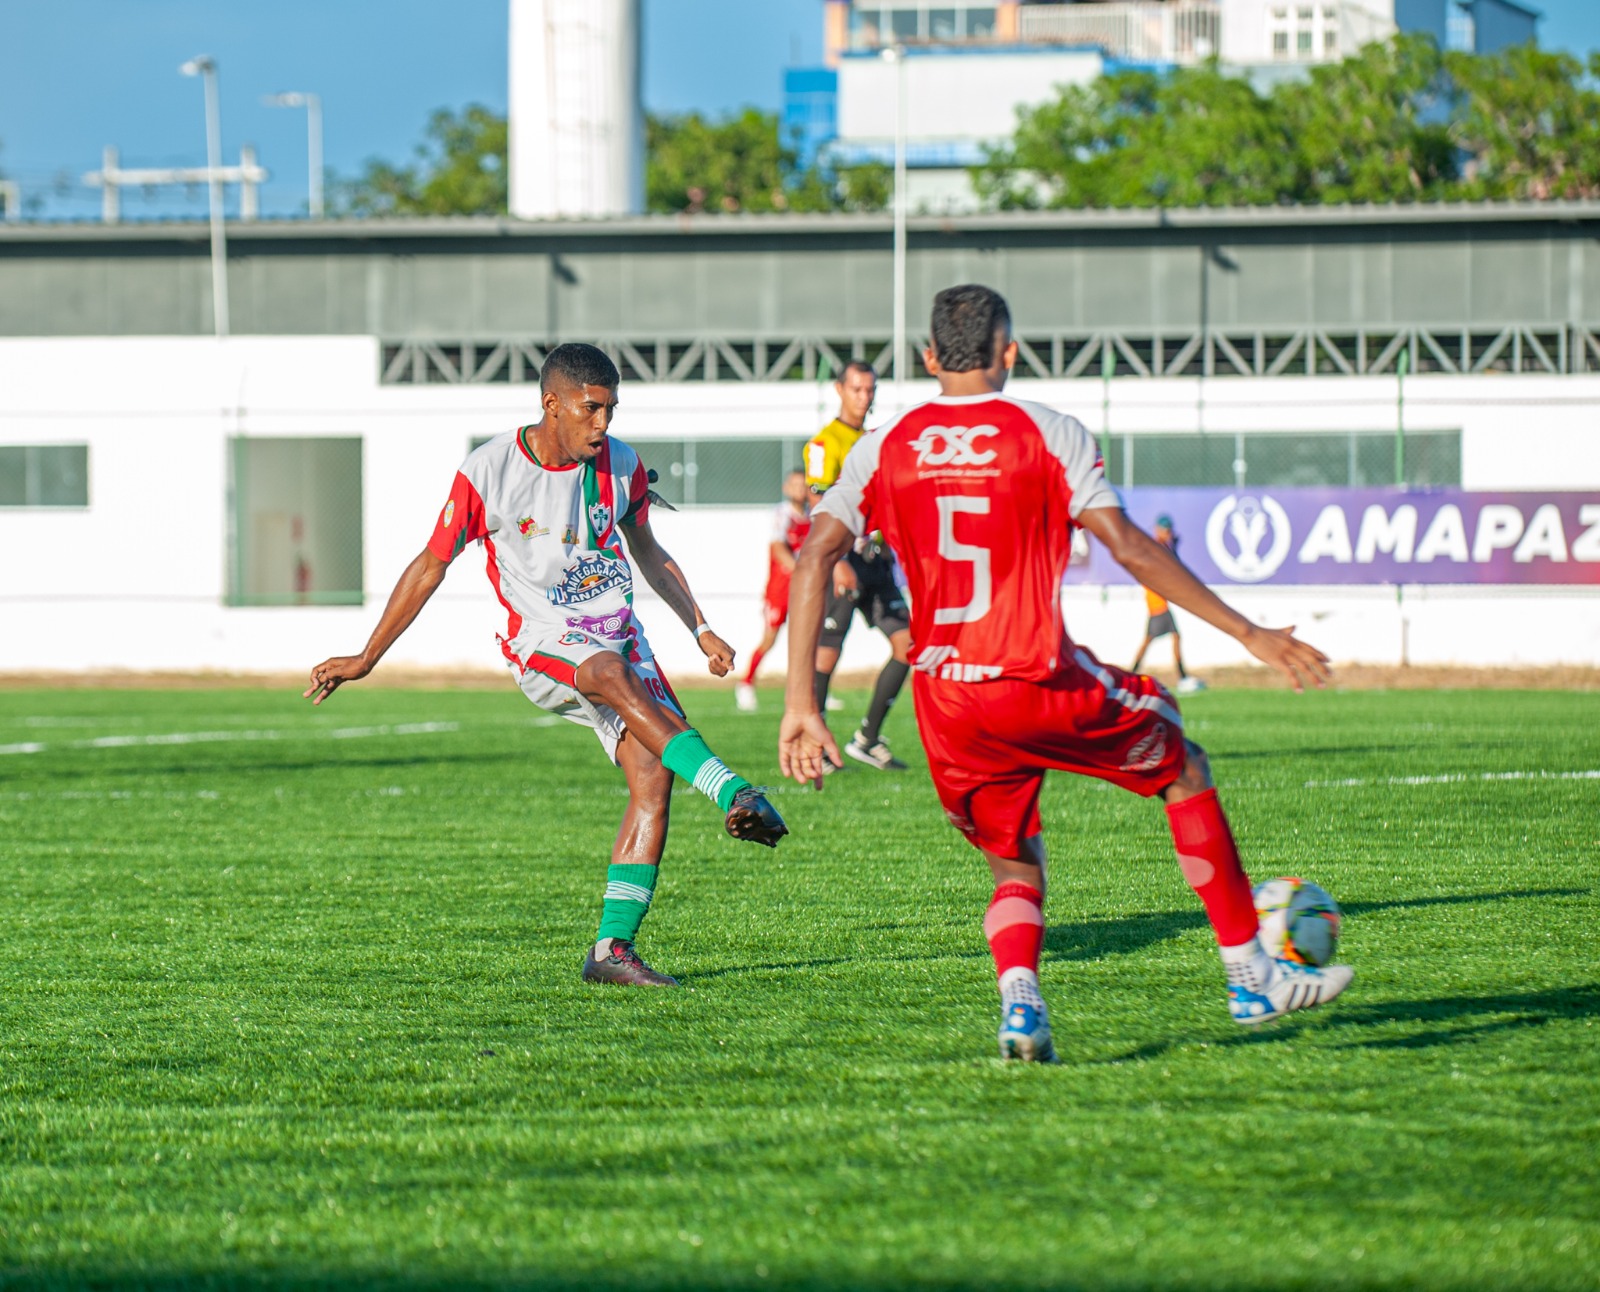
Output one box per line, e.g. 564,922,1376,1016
934,495,992,625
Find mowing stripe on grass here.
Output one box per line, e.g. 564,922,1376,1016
0,720,460,757
1307,768,1600,788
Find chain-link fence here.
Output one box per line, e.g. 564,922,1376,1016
1101,430,1460,490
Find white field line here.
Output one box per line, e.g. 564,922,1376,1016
1306,769,1600,789
0,721,459,758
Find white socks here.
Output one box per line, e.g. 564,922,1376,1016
1220,937,1276,993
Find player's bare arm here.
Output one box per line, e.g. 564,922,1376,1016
1076,506,1331,692
770,539,799,575
780,513,855,784
621,519,735,677
304,547,448,705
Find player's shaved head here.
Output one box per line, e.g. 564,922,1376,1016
540,342,620,395
930,285,1012,373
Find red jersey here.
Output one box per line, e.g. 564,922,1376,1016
813,393,1118,683
769,500,811,562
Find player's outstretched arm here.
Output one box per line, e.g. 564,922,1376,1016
304,548,449,705
779,514,855,786
1076,507,1332,692
621,520,735,677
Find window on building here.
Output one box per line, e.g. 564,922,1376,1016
1272,6,1289,17
0,444,89,507
849,6,883,48
228,437,364,606
620,438,811,508
965,6,997,37
1297,6,1315,19
1324,28,1338,55
1102,431,1460,489
929,7,958,40
1273,30,1290,57
889,7,921,41
1297,28,1314,54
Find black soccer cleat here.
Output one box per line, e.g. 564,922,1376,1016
581,940,679,987
724,786,788,848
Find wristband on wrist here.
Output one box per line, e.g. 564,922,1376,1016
693,622,713,638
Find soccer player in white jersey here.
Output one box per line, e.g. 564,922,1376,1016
306,344,786,988
779,286,1352,1061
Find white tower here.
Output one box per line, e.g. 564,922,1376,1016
508,0,645,220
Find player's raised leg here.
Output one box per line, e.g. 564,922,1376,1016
583,729,679,986
576,651,787,847
1162,740,1351,1024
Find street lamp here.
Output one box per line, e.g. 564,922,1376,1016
881,44,907,396
180,54,229,338
263,91,323,219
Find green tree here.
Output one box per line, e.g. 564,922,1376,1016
973,63,1297,210
336,105,507,217
1444,45,1600,200
1277,35,1457,203
645,108,887,214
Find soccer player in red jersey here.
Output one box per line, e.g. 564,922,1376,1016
735,470,812,713
779,286,1352,1061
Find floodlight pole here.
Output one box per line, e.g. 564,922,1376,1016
182,55,229,338
264,91,324,219
883,45,908,395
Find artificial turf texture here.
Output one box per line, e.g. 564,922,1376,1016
0,683,1595,1290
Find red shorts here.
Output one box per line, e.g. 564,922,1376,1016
762,566,792,630
912,645,1186,860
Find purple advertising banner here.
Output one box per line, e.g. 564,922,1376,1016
1065,489,1600,586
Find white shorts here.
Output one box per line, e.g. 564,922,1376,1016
511,628,684,765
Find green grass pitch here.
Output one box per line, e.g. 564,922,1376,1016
0,682,1596,1289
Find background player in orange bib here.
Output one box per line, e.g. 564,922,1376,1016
735,470,812,713
779,285,1351,1061
1131,514,1205,694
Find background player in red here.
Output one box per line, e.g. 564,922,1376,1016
779,285,1351,1062
735,469,812,713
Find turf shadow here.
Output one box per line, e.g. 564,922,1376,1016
1324,982,1600,1050
1044,887,1590,965
687,956,853,982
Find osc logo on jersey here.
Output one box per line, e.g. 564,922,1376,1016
910,425,1000,467
1206,494,1292,583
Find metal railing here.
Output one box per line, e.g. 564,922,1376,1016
1019,2,1222,63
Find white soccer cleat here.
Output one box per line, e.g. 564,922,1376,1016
824,694,845,712
1176,676,1207,694
734,682,758,713
1229,959,1353,1025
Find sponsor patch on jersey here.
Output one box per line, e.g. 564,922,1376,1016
558,629,592,647
567,610,633,639
910,424,1000,468
561,525,577,545
517,515,549,539
588,501,612,538
1122,721,1169,773
441,499,456,528
547,554,630,606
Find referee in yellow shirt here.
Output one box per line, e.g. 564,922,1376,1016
805,360,912,770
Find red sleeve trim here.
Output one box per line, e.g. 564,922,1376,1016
621,459,651,528
426,472,490,563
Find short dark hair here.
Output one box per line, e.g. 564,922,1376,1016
929,285,1011,373
540,342,620,394
836,359,877,382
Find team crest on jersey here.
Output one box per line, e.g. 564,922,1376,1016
558,629,592,647
441,499,456,528
548,554,630,606
588,501,613,538
517,515,549,539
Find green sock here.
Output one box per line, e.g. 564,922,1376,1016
596,863,659,945
660,728,751,814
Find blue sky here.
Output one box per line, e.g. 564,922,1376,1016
0,0,1594,221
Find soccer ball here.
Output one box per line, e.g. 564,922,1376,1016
1252,878,1341,966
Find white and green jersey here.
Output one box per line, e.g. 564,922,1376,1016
427,427,654,683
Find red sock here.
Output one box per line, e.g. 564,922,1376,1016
741,646,766,686
1165,789,1258,947
983,881,1044,979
